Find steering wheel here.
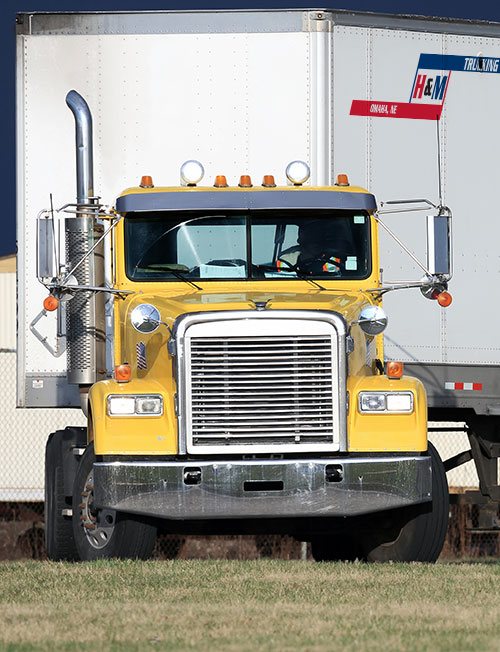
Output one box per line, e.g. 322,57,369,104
295,251,345,275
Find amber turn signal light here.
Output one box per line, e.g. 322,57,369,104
115,363,132,383
386,361,404,379
437,291,453,307
238,175,253,187
262,175,276,187
140,175,154,188
43,295,59,312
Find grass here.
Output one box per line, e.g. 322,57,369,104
0,560,499,651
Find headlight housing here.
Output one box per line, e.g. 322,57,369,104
107,395,163,416
358,392,413,413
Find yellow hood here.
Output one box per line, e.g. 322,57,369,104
124,287,371,329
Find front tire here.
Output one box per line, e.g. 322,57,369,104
362,443,449,562
45,428,86,561
72,443,157,561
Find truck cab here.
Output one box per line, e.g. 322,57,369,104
48,167,449,562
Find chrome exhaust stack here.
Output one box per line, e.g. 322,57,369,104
65,90,105,386
66,90,95,206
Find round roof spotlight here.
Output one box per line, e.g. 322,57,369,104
286,160,311,186
180,160,205,186
358,305,388,336
131,304,161,334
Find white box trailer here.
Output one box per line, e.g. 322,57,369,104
14,10,498,519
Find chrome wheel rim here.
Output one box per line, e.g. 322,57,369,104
79,470,115,549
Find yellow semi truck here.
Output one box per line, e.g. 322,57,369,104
39,89,452,562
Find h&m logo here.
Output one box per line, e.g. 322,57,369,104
411,74,448,102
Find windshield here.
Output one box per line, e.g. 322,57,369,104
125,210,371,281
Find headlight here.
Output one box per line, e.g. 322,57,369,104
358,305,388,336
358,392,413,413
107,395,163,416
131,304,161,334
359,393,386,412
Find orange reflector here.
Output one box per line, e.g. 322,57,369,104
140,175,154,188
336,174,350,186
115,363,132,383
262,175,276,187
386,361,404,379
239,175,253,187
43,295,59,312
214,175,228,188
437,291,453,307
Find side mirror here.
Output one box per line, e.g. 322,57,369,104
426,209,452,278
37,213,56,280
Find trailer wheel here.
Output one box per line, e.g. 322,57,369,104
362,443,449,562
72,443,157,561
45,428,85,561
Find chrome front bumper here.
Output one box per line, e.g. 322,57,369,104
93,456,432,520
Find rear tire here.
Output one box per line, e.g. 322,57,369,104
45,428,86,561
72,443,157,561
362,443,449,562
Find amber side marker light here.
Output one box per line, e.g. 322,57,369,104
437,291,453,307
140,175,154,188
336,173,350,186
214,175,228,188
115,363,132,383
239,175,253,187
262,175,276,187
386,361,404,379
43,295,59,312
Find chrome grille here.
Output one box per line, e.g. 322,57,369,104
186,331,339,452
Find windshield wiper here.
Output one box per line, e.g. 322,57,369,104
255,263,325,291
145,264,202,290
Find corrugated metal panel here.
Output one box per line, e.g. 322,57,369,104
0,274,16,350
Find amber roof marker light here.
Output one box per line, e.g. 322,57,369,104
214,175,228,188
335,173,350,186
238,175,253,187
262,175,276,187
139,175,154,188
